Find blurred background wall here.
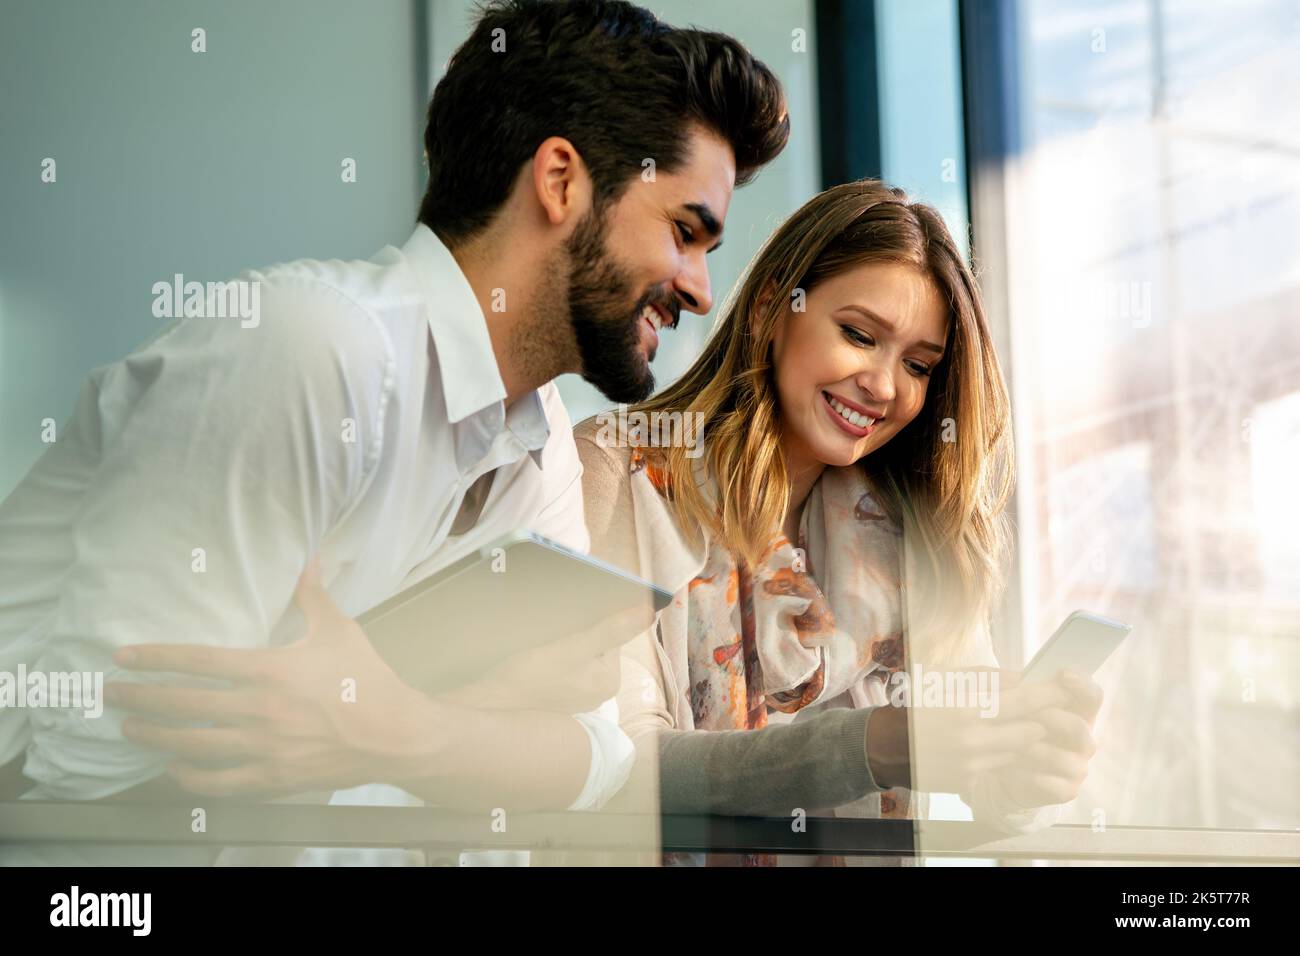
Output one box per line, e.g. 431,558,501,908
0,0,426,498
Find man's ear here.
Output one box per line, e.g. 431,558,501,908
531,136,591,227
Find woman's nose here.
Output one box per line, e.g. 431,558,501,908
855,364,896,404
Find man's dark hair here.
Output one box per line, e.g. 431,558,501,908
417,0,790,248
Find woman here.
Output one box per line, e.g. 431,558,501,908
575,180,1102,863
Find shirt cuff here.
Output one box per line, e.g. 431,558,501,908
566,698,635,812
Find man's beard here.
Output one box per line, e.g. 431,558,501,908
563,206,668,404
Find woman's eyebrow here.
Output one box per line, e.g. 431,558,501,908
838,304,945,354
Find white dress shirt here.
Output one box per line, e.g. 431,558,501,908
0,225,633,828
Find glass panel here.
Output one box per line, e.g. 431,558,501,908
1004,0,1300,829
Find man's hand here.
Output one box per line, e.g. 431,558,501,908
433,600,655,714
106,561,431,799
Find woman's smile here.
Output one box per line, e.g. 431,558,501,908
821,389,876,438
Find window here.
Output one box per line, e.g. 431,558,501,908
965,0,1300,829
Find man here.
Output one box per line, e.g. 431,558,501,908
0,0,788,859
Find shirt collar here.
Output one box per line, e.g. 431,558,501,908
506,390,550,470
399,224,549,470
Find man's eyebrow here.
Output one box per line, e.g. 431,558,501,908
682,202,724,253
839,304,946,355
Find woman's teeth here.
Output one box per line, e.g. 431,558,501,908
826,392,875,428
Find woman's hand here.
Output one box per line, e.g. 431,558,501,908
866,677,1054,794
864,667,1100,801
981,669,1103,809
106,561,434,799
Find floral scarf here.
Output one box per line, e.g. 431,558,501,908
629,446,913,865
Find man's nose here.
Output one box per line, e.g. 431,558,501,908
672,250,713,316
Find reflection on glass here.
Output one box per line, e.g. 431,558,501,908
1008,0,1300,829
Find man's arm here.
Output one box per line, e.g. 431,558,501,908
504,388,637,811
94,381,638,811
23,275,391,801
377,690,595,812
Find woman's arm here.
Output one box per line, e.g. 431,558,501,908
606,624,886,816
656,708,884,816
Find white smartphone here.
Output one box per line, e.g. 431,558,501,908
1021,610,1133,683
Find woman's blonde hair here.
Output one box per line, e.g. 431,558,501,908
629,179,1014,665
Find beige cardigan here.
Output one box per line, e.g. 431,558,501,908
573,418,1062,846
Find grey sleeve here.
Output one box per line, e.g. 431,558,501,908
656,706,884,816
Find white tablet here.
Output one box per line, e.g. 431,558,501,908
1021,609,1133,684
356,530,672,696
